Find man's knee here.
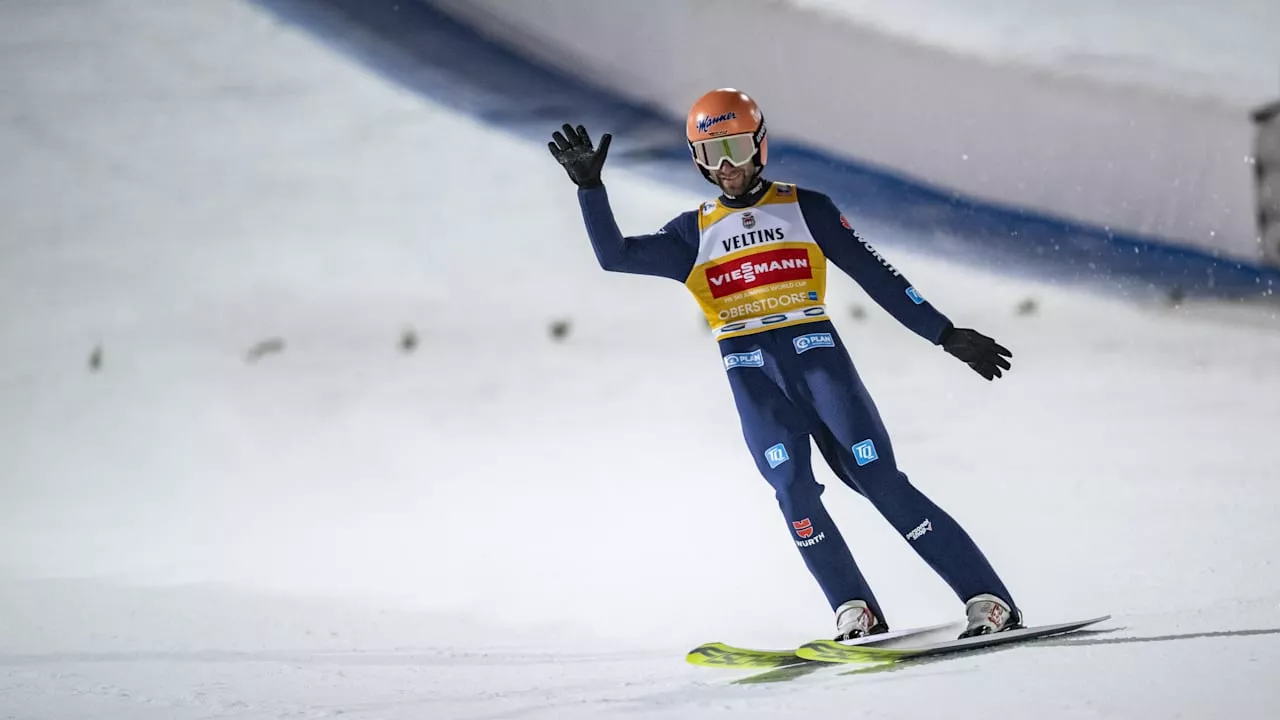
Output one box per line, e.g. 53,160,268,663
847,468,912,505
769,468,825,509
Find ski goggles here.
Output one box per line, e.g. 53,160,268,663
690,132,759,170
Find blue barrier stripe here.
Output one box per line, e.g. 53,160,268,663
250,0,1280,298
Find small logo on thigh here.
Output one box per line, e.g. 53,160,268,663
724,349,764,370
852,439,879,466
905,287,925,305
765,443,790,469
793,332,835,354
792,518,814,539
795,532,826,548
906,519,933,541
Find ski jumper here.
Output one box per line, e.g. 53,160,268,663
577,180,1015,622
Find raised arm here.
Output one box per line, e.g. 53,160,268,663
578,187,697,280
550,123,697,281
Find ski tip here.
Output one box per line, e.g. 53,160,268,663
685,642,808,669
685,642,728,665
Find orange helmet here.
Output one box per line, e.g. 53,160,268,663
686,88,768,182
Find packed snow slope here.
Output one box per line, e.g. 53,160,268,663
2,1,1280,718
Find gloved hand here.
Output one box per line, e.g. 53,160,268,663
940,326,1013,380
548,123,612,189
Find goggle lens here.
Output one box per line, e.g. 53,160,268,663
691,133,758,170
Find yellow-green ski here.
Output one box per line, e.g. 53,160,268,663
686,621,959,669
685,642,807,669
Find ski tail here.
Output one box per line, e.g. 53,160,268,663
796,615,1112,665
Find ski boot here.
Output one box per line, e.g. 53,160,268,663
959,593,1024,639
834,599,889,641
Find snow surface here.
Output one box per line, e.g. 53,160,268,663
2,1,1280,718
789,0,1280,107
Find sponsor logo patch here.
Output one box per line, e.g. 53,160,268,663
719,227,786,253
906,287,925,305
696,111,738,134
701,201,717,215
795,532,826,548
741,211,756,229
792,518,814,539
840,214,853,230
705,248,813,299
793,332,835,354
852,439,879,466
765,443,790,469
718,293,812,321
723,349,764,370
987,603,1007,627
906,518,933,541
860,238,901,277
808,291,819,301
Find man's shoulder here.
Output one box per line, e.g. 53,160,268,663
693,198,738,230
761,182,832,210
656,208,701,244
782,183,828,204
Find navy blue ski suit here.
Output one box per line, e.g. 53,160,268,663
577,180,1015,622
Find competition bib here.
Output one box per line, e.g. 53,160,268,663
684,183,829,340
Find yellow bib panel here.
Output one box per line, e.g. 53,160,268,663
684,183,829,340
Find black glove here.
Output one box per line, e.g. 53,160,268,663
548,123,611,189
940,326,1013,381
